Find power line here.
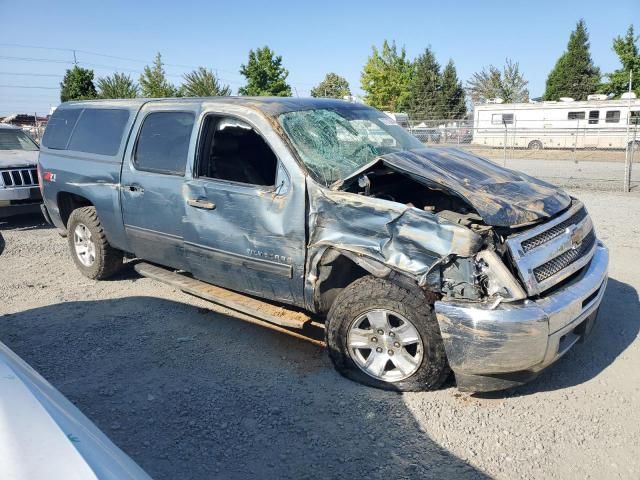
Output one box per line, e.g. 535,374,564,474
0,71,64,78
0,84,59,90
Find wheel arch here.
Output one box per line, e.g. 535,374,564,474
57,191,94,228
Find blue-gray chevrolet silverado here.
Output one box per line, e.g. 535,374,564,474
38,97,608,392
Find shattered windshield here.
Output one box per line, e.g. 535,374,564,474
279,107,423,186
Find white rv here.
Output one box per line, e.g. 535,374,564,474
472,97,640,149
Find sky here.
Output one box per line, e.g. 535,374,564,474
0,0,638,115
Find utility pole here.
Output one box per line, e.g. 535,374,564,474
72,50,78,65
624,70,633,192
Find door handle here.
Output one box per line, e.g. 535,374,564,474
123,184,144,193
187,198,216,210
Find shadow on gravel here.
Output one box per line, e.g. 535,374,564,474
476,277,639,398
0,297,488,480
0,212,51,232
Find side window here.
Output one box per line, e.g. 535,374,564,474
68,108,130,155
588,110,600,125
196,116,277,186
605,110,620,123
491,113,513,125
42,108,82,149
630,111,640,125
568,111,585,120
134,112,195,175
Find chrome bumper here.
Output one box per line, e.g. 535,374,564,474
435,242,609,392
0,186,39,201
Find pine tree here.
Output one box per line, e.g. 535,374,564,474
60,66,97,102
238,47,292,96
544,19,601,100
439,60,467,119
180,67,231,97
139,53,177,98
360,40,414,111
96,73,138,99
599,25,640,98
310,73,351,98
407,48,441,119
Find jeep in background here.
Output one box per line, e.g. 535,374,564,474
38,98,608,392
0,124,42,218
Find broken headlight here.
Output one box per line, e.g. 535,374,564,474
475,250,526,302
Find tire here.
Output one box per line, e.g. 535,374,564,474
528,140,543,150
325,276,450,392
67,206,123,279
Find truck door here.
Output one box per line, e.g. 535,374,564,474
120,104,199,269
182,111,307,306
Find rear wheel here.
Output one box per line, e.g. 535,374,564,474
67,206,123,279
528,140,543,150
325,276,450,391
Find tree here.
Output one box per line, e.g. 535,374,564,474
139,53,177,98
543,19,601,101
467,59,529,104
407,47,441,118
310,73,351,98
239,47,292,96
96,73,138,99
439,60,467,119
180,67,231,97
360,40,414,111
60,66,97,102
599,25,640,98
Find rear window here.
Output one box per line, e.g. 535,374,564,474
134,112,195,175
67,108,130,155
42,108,82,149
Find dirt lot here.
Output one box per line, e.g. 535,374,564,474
1,189,639,479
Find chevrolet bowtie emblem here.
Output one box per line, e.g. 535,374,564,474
567,225,582,250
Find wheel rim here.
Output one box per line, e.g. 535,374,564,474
73,223,96,267
347,309,424,382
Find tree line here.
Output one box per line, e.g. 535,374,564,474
60,20,639,120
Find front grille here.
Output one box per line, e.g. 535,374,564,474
521,207,588,253
0,167,38,187
533,230,596,282
506,201,599,295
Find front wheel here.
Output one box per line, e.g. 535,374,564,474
325,276,450,391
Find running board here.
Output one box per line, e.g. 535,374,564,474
134,262,311,329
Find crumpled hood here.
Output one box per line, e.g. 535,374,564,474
0,149,39,169
338,147,571,227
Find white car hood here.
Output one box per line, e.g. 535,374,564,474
0,150,39,169
0,342,151,480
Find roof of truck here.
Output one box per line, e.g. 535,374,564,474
58,97,370,117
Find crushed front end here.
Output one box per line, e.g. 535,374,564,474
434,200,608,392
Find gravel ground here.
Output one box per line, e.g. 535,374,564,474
1,189,639,479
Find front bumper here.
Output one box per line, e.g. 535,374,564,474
435,242,609,392
0,187,42,218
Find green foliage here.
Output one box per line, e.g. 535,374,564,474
544,20,601,101
467,59,529,104
360,40,414,111
60,66,97,102
239,47,292,96
310,72,351,98
599,25,640,98
139,53,177,98
407,48,441,118
96,73,138,99
180,67,231,97
440,60,467,119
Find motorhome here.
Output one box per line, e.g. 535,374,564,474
472,96,640,149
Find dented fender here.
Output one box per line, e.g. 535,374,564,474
304,179,483,310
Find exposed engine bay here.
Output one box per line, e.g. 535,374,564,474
342,166,529,304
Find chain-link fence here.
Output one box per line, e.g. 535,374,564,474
405,117,640,192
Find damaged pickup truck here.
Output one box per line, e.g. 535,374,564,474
38,98,608,392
